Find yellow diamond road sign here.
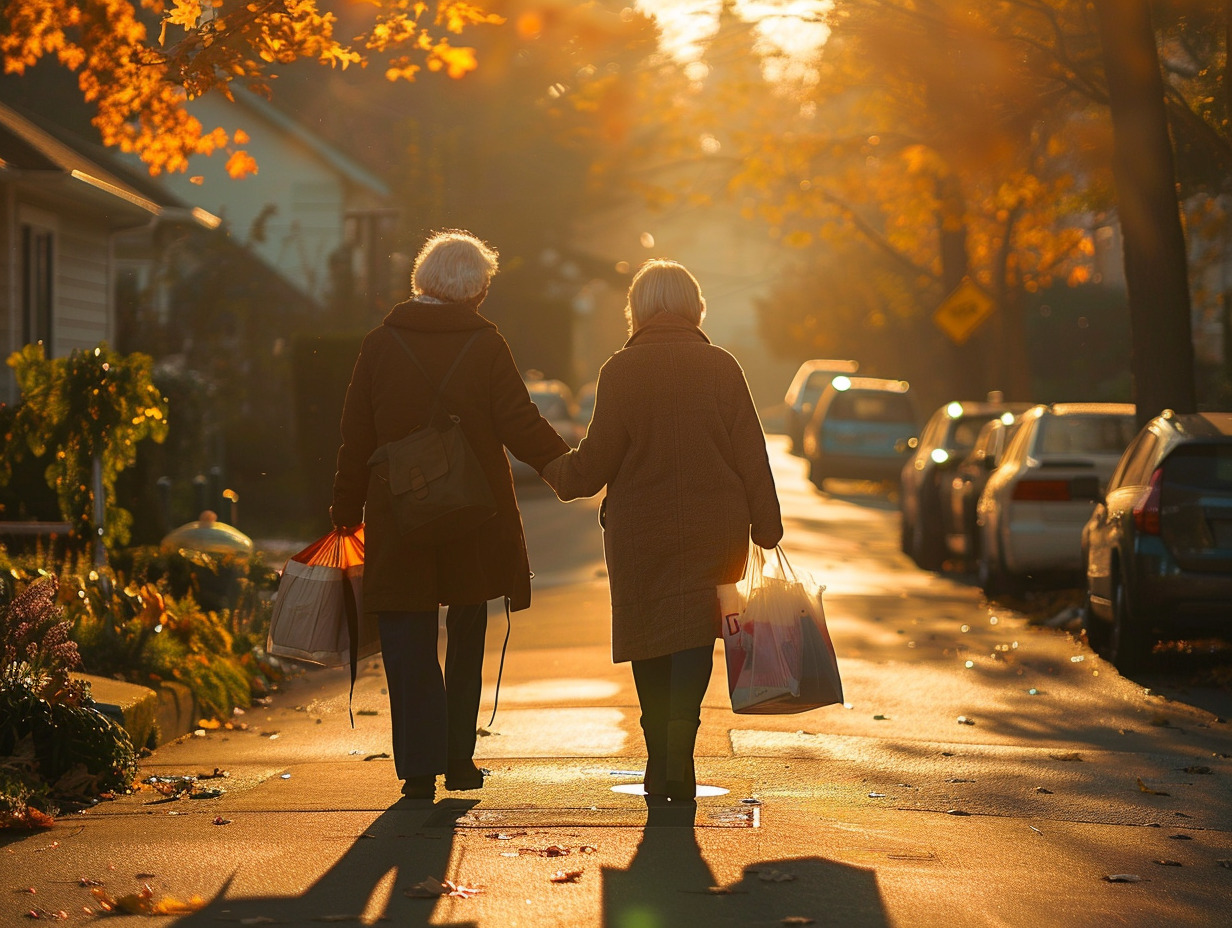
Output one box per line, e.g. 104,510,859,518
934,279,994,345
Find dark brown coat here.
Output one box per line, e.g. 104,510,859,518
541,312,783,662
331,298,570,613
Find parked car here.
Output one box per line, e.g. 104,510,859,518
900,397,1032,570
945,414,1024,566
976,402,1137,593
1081,410,1232,672
509,379,584,479
802,375,917,487
783,359,860,454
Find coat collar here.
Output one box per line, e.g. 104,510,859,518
623,311,711,348
383,297,497,333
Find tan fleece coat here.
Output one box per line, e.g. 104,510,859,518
542,312,783,662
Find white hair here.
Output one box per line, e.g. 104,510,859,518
412,230,499,302
625,259,707,333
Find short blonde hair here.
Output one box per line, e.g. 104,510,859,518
625,259,706,332
412,230,499,302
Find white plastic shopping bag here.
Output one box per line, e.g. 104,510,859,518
720,545,843,714
267,528,379,667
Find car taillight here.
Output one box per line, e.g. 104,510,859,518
1012,479,1072,501
1132,467,1164,535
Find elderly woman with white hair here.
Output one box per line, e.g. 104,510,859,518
542,259,783,806
331,230,569,800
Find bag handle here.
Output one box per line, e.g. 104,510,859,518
387,327,485,428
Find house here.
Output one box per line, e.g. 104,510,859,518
0,101,220,405
149,89,397,317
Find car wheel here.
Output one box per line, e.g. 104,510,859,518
910,503,946,571
1081,587,1109,653
1108,567,1151,674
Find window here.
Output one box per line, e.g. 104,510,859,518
21,224,53,347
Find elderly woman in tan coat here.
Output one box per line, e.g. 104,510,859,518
542,259,783,804
332,230,569,800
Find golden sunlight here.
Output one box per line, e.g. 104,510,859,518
635,0,830,66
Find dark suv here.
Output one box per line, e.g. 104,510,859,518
1082,411,1232,672
900,398,1031,570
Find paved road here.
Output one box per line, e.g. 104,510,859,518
5,438,1231,927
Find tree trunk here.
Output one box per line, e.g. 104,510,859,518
1093,0,1196,425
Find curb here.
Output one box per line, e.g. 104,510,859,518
73,674,198,751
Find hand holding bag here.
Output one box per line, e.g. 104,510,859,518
719,545,843,715
367,327,498,543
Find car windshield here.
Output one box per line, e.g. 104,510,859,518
830,392,914,424
949,416,996,452
1036,415,1137,455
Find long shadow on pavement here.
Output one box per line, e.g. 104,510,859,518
603,807,890,928
171,797,479,927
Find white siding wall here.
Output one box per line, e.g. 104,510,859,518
53,221,111,355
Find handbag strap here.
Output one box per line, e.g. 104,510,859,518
387,326,485,426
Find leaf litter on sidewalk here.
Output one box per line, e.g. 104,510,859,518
405,877,481,899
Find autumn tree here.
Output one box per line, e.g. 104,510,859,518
0,0,504,176
731,0,1116,403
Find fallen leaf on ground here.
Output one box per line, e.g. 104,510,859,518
89,885,206,915
356,710,379,717
1169,834,1192,840
946,809,971,816
1137,778,1171,796
23,908,68,919
363,753,390,761
134,873,156,880
1035,787,1054,794
872,714,890,721
197,769,229,779
1154,859,1182,867
1049,753,1084,762
1102,874,1144,883
405,877,481,899
77,878,104,887
549,870,584,884
213,817,232,826
16,888,36,894
956,716,975,725
1182,766,1212,775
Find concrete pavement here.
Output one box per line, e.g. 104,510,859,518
5,439,1232,927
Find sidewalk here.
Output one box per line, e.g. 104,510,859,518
7,628,1231,927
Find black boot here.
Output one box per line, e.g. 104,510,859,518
445,758,486,791
665,720,699,802
640,717,668,799
401,775,436,799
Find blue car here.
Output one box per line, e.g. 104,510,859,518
802,376,918,487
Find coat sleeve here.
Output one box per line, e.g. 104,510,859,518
726,362,784,549
490,336,571,472
541,363,629,501
330,339,378,528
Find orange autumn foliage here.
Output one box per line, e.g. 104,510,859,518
0,0,503,175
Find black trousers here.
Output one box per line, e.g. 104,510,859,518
630,645,713,789
377,603,487,780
